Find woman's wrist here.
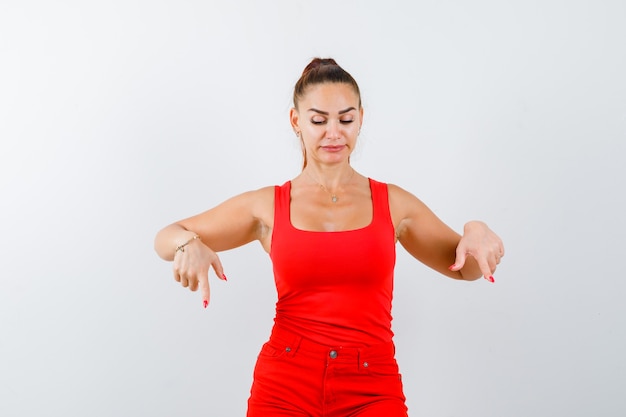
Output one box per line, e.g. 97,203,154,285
463,220,486,234
155,225,202,261
175,234,201,254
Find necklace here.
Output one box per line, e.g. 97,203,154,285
305,168,355,203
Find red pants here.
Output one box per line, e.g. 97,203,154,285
247,326,408,417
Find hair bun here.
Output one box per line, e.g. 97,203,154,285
302,58,338,75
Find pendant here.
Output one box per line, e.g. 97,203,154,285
331,195,338,203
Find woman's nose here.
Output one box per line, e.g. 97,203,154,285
326,120,341,140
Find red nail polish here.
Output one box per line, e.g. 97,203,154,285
222,273,228,281
448,264,456,271
486,276,495,283
203,300,208,308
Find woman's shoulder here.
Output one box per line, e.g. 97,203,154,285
382,182,430,219
220,185,275,218
358,177,417,205
234,180,291,205
239,185,276,206
224,186,276,234
385,182,410,196
367,179,411,199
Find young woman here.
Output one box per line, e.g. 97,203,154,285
154,58,504,416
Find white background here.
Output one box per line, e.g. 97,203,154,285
1,1,625,416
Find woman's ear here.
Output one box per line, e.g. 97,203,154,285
359,106,364,131
289,107,300,133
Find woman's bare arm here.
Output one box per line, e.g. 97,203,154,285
389,184,503,281
154,186,274,305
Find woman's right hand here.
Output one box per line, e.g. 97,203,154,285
172,237,227,308
155,188,273,306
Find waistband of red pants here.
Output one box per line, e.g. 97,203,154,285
268,325,396,361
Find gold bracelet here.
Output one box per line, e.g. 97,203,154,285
175,235,200,253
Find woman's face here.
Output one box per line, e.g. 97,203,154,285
290,82,363,167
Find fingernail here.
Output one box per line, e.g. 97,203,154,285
221,273,228,281
448,264,456,271
203,300,208,308
485,275,495,283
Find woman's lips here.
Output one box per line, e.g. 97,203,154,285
321,145,346,152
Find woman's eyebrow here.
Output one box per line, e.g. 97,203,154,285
307,107,356,115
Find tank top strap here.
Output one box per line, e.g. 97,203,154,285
273,181,292,232
368,178,393,229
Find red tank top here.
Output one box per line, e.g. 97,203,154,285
270,178,396,347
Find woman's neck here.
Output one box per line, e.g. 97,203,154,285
301,164,356,203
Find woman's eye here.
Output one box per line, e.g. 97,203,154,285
311,119,325,125
340,119,354,124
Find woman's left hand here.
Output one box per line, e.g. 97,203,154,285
449,221,504,282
